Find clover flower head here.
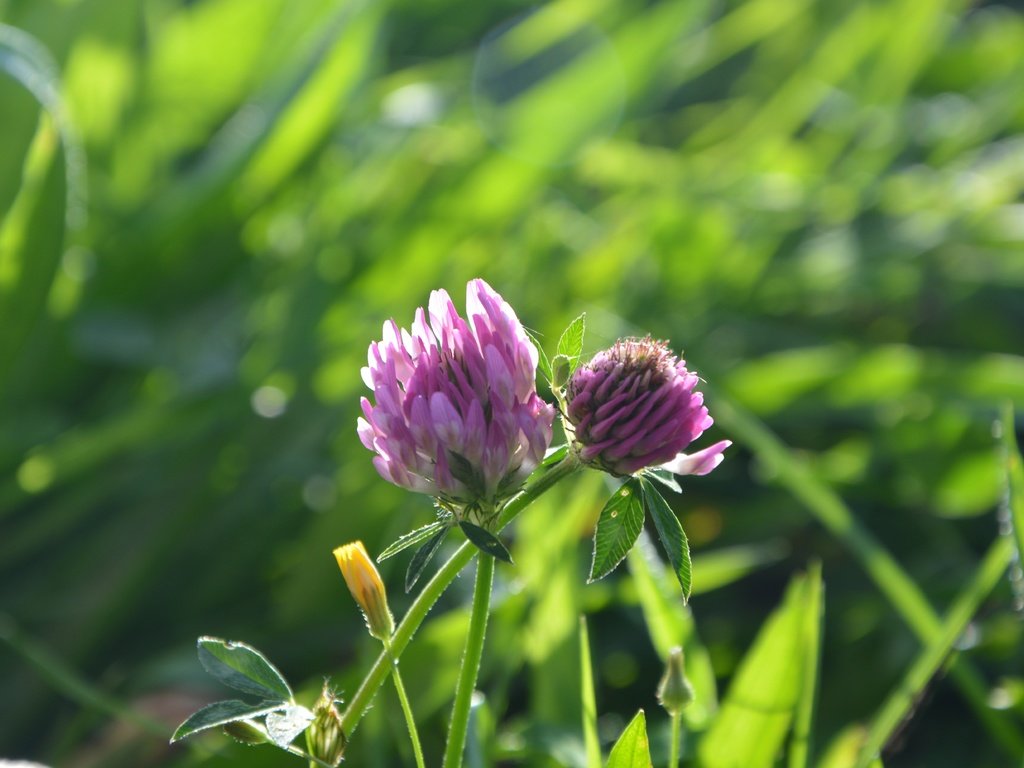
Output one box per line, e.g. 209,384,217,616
565,336,730,477
358,279,555,511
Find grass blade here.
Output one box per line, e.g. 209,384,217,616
579,616,601,768
855,536,1016,768
999,402,1024,599
698,572,815,768
789,562,824,768
713,393,1024,757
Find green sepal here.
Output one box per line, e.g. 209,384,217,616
197,637,293,701
459,520,513,563
640,478,692,601
645,467,682,494
171,700,286,743
525,328,553,383
588,478,645,583
406,525,450,592
378,520,448,562
606,709,652,768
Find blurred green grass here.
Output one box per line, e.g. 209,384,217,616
2,0,1024,765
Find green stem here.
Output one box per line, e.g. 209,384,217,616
385,643,426,768
442,553,495,768
339,454,581,736
669,711,681,768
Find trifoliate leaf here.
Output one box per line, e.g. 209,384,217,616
589,478,645,583
197,637,293,701
645,467,682,494
640,478,692,601
378,520,448,561
406,525,449,592
459,520,513,563
171,700,285,743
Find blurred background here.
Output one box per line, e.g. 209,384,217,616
2,0,1024,765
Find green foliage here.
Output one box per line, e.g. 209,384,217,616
639,478,692,600
589,478,646,582
3,0,1024,766
553,312,587,386
458,520,514,563
405,525,451,592
378,519,449,562
196,637,293,702
606,710,652,768
699,571,822,768
171,700,282,743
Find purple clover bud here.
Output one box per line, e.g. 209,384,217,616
565,337,730,477
358,279,555,513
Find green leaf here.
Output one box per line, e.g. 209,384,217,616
589,478,645,583
789,562,823,768
556,313,586,372
459,521,513,563
606,710,652,768
640,478,692,601
378,520,448,562
1000,403,1024,573
0,118,66,389
197,637,293,702
170,700,285,743
579,616,602,768
406,525,450,592
644,468,681,494
541,444,569,467
698,573,817,768
525,328,553,383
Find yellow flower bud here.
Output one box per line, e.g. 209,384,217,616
333,541,395,641
657,646,695,715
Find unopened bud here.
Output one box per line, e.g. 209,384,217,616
334,540,395,641
222,719,268,745
657,646,695,715
308,682,346,767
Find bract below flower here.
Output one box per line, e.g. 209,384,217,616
565,337,729,477
358,279,554,512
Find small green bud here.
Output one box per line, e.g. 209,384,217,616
222,720,269,745
308,682,346,767
657,646,695,715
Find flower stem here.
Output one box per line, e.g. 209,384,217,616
442,553,494,768
339,454,581,737
385,642,426,768
669,711,681,768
